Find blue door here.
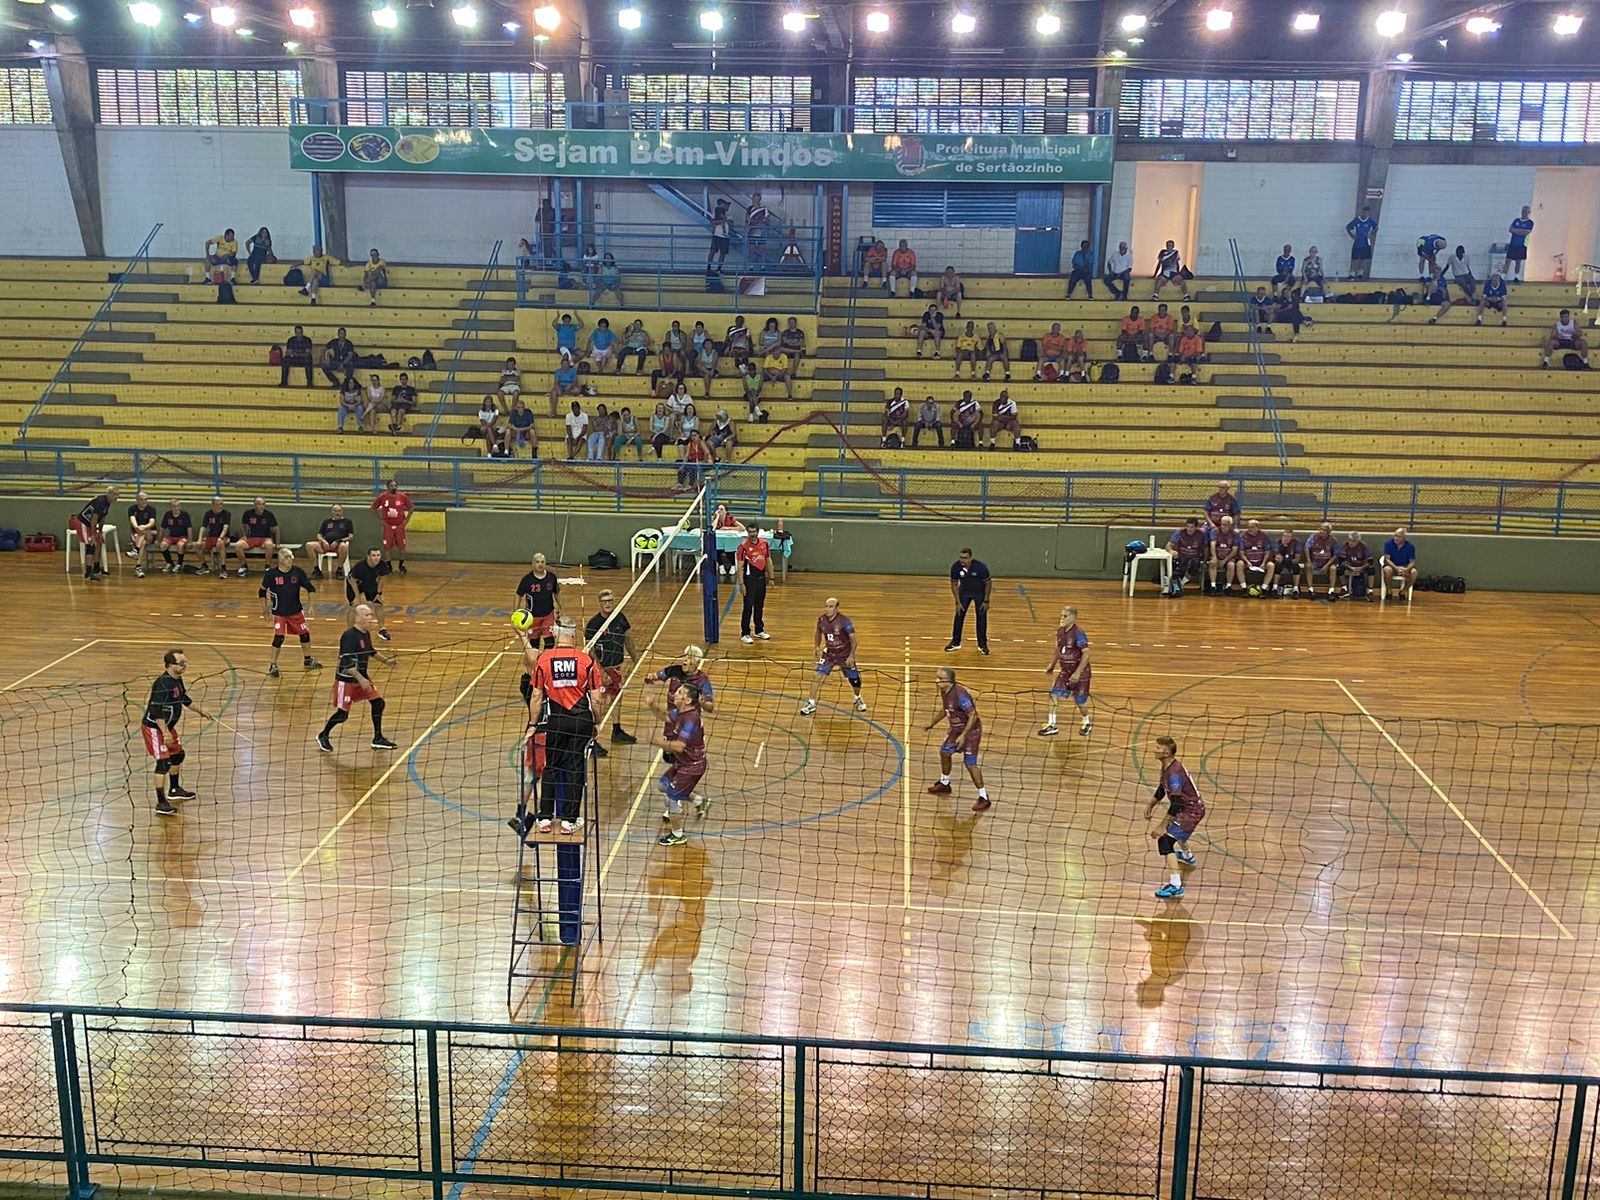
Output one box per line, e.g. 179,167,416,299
1014,187,1064,274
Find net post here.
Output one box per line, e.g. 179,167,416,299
1169,1064,1196,1200
425,1027,446,1200
1560,1082,1587,1200
790,1043,807,1200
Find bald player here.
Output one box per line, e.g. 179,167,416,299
1039,605,1092,738
801,597,867,716
924,666,989,812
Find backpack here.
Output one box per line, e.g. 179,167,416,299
0,526,20,552
1564,352,1589,370
269,344,283,366
1039,362,1060,382
1099,362,1120,384
283,266,305,287
587,548,620,570
216,281,237,304
1019,338,1038,362
1153,361,1174,385
1015,435,1038,452
421,350,437,370
881,432,903,450
1119,342,1140,364
1206,321,1224,341
953,426,976,450
407,356,422,370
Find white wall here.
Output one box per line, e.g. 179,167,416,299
1530,166,1600,283
1129,162,1202,274
0,129,84,256
98,127,313,260
1375,164,1535,279
345,174,534,264
1195,162,1360,279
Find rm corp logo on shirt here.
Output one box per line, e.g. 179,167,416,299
550,659,579,683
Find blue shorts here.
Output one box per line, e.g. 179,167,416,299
1166,821,1192,844
940,741,978,766
1050,685,1089,705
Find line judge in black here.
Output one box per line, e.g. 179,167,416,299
946,547,993,655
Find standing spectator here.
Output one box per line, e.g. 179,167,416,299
587,318,619,374
1504,205,1534,282
507,396,537,455
280,324,313,388
1067,239,1095,298
1204,480,1239,528
676,430,710,491
616,406,644,459
548,351,581,416
916,304,945,358
337,376,364,434
389,371,419,435
204,228,239,281
780,317,808,375
1345,207,1377,281
479,395,509,456
988,390,1022,450
361,248,388,307
981,322,1011,382
912,395,944,447
1415,233,1447,284
621,320,652,374
762,346,795,399
708,199,732,274
1476,272,1510,327
592,253,625,305
746,192,772,264
952,390,982,449
1541,309,1590,369
321,327,356,387
1103,240,1133,301
735,525,773,644
564,400,590,460
1036,322,1067,380
649,401,674,459
1301,246,1328,297
706,409,738,462
936,266,965,315
300,244,334,305
245,227,274,284
1271,244,1296,289
1381,528,1419,597
946,547,992,655
883,387,911,444
1152,239,1190,301
860,238,889,287
888,239,919,296
587,404,612,460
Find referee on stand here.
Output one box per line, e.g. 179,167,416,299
521,618,606,836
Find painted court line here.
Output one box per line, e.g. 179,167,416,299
74,636,494,655
4,640,100,690
1336,678,1573,940
902,636,913,910
278,651,507,888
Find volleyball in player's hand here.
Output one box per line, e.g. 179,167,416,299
510,610,534,633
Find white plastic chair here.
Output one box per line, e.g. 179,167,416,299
1123,532,1172,596
64,522,121,573
630,527,662,573
1380,567,1414,605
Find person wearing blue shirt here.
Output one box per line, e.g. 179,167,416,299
1272,244,1296,288
1345,207,1377,281
1381,528,1419,598
1415,234,1448,283
551,312,584,357
1067,239,1095,299
1504,205,1534,282
586,317,619,374
547,352,581,416
1476,271,1510,327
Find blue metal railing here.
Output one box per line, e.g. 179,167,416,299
1228,235,1289,470
1,1001,1595,1200
0,445,767,514
516,263,822,313
812,465,1600,535
423,238,503,450
16,222,163,445
522,220,823,281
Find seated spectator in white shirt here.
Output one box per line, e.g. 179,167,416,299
564,400,591,459
1301,246,1328,297
1102,241,1133,301
1542,310,1590,369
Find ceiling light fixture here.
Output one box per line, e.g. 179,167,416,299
617,5,641,28
1107,46,1127,58
533,4,560,29
208,4,235,24
1035,11,1060,35
1119,12,1146,32
864,8,888,31
128,0,163,24
698,8,722,31
50,3,78,19
288,6,316,28
1464,15,1499,35
950,10,975,33
451,4,478,27
1552,12,1582,36
1374,9,1406,37
1394,50,1413,62
1291,11,1318,31
372,4,398,28
1205,7,1232,31
781,9,807,31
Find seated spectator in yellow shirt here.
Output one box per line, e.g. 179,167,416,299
953,320,980,379
761,349,794,399
361,249,388,307
300,245,336,306
204,229,239,281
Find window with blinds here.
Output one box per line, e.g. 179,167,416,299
851,76,1094,134
95,68,302,126
343,70,566,128
1396,79,1600,144
872,184,1021,228
609,74,812,131
0,68,52,125
1117,76,1361,141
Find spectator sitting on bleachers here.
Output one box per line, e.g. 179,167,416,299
280,324,313,387
300,245,335,305
389,371,418,435
780,317,808,375
883,387,910,444
861,238,889,287
676,430,710,492
245,227,274,284
989,390,1022,450
912,395,943,447
707,409,738,461
361,249,389,307
1152,239,1191,302
1542,310,1591,369
1103,241,1133,301
1301,246,1327,297
337,376,364,434
953,320,980,379
1250,286,1276,334
739,359,764,421
1273,528,1303,597
936,266,965,316
1067,239,1095,299
564,400,591,460
677,402,702,447
548,350,581,415
616,406,643,459
1304,522,1340,599
204,228,239,282
1208,515,1242,596
888,239,918,297
1165,518,1208,595
321,327,356,386
362,373,389,433
1415,234,1448,284
1239,519,1274,597
1271,245,1295,289
1036,323,1067,381
649,401,674,459
1116,307,1145,361
499,357,523,398
981,322,1011,382
621,320,652,374
916,305,945,358
1445,245,1477,301
1176,323,1206,368
758,316,782,358
592,253,624,305
724,316,754,367
1146,303,1177,360
587,318,619,374
762,346,794,399
654,343,686,395
952,390,982,449
1274,280,1312,342
1065,328,1089,380
552,311,584,359
507,395,536,455
477,395,507,456
1476,272,1510,327
581,243,600,281
696,337,720,397
1204,480,1239,528
1340,531,1374,600
587,404,612,460
661,318,687,359
1381,527,1419,596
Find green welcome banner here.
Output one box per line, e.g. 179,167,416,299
289,125,1114,183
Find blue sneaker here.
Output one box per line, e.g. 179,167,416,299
1175,847,1196,866
1155,882,1185,899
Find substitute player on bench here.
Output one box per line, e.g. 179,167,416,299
141,647,213,817
801,597,866,716
1144,735,1207,899
1039,605,1092,738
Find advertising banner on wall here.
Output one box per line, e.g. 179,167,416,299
289,125,1114,183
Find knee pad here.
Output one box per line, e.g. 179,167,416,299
326,709,349,727
843,668,862,687
1158,834,1176,856
299,633,312,645
370,697,386,718
168,749,186,769
154,760,171,776
271,635,285,648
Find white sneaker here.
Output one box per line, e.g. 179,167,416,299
800,700,817,715
536,818,552,834
560,818,582,835
853,696,868,712
741,634,753,644
755,631,771,640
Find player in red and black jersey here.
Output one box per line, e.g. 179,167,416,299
1144,735,1207,898
259,548,322,678
159,499,193,573
583,588,637,747
197,497,231,578
70,486,118,581
317,604,397,752
346,547,390,641
232,497,278,576
372,480,413,575
310,504,355,579
514,553,562,703
925,666,989,812
141,647,213,816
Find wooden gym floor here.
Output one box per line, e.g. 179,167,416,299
2,549,1599,1088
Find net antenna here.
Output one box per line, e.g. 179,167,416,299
507,483,711,1005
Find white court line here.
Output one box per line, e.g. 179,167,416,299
72,637,493,655
749,654,1343,684
3,640,100,690
1335,678,1573,940
902,635,912,910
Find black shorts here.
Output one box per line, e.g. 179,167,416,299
710,236,730,256
1505,244,1527,262
1351,246,1373,262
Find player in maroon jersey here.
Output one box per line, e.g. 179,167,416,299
1039,605,1092,737
924,666,989,812
801,597,866,716
1272,528,1303,598
1208,515,1243,596
1143,735,1206,898
1303,521,1341,600
1340,531,1374,600
371,479,413,575
650,681,708,846
1164,518,1208,597
1238,519,1274,597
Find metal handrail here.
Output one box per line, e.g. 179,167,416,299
16,222,163,446
515,263,821,312
1228,235,1289,469
529,220,824,281
423,239,503,450
836,248,865,461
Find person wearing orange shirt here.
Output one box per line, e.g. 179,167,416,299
1116,306,1146,361
1066,329,1090,379
1145,303,1177,359
888,239,918,297
860,238,888,287
1036,322,1068,381
521,619,606,836
1177,326,1207,367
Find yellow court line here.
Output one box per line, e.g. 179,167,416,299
4,639,101,690
902,636,912,910
278,651,506,887
1336,678,1574,940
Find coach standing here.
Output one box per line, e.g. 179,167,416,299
946,547,993,656
523,619,606,836
736,524,773,645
